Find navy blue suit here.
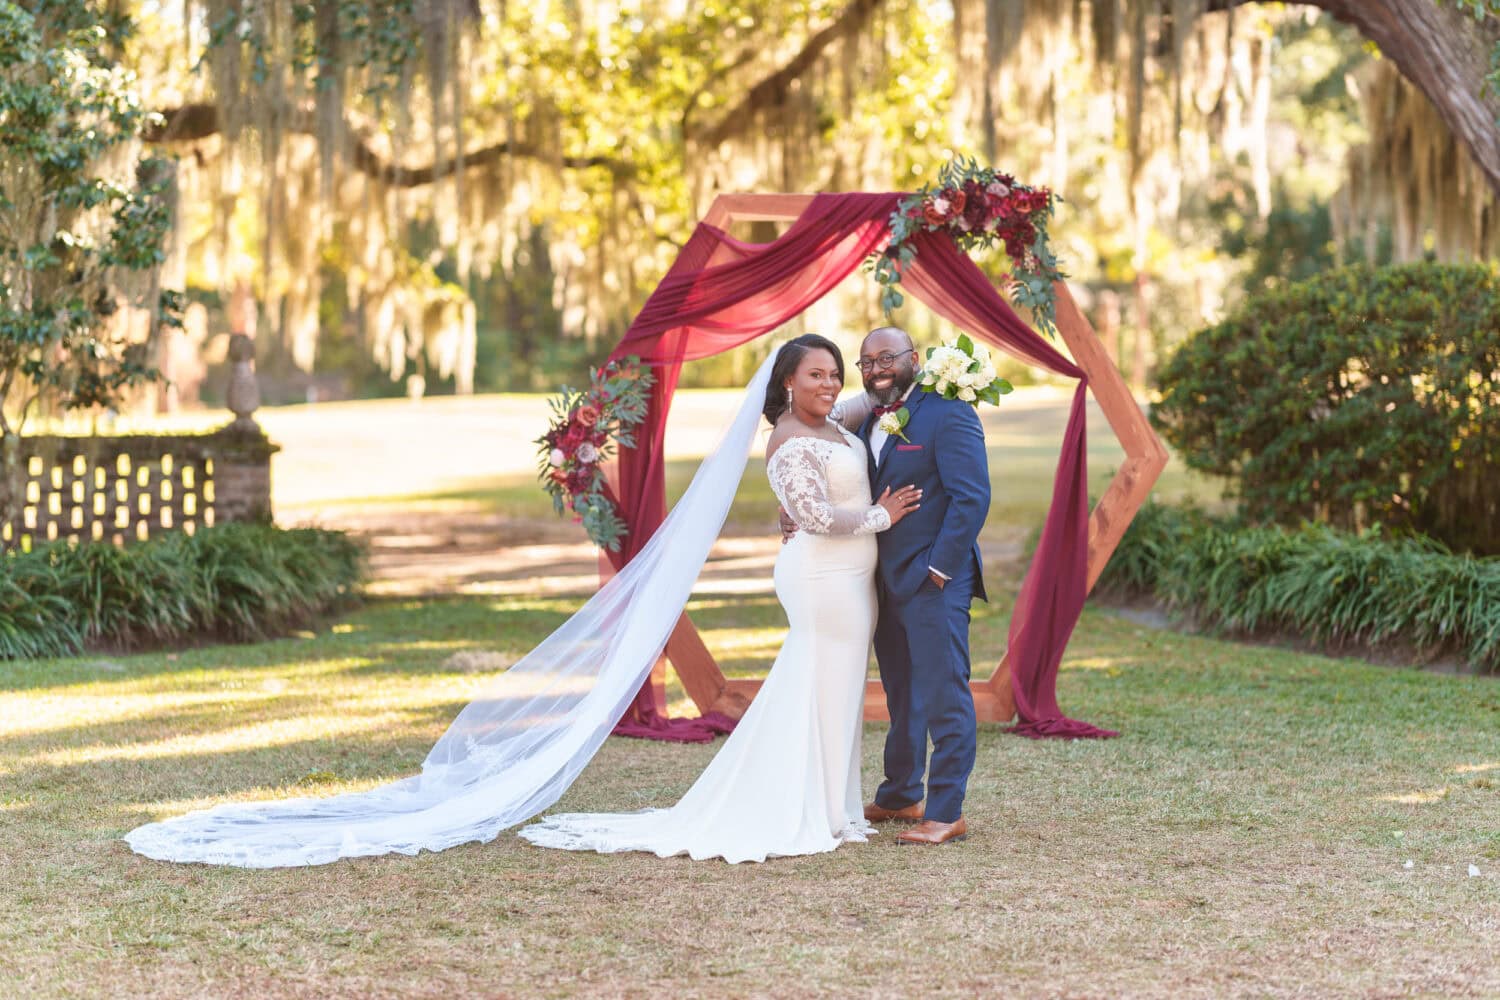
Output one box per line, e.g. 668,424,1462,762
861,389,990,824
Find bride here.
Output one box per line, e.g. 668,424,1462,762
124,335,915,868
520,334,918,862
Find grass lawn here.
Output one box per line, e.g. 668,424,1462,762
9,381,1493,996
5,592,1498,997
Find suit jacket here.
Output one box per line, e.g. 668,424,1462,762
861,388,990,603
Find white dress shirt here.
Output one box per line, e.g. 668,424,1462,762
868,382,917,460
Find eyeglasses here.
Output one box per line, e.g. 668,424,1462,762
854,349,914,373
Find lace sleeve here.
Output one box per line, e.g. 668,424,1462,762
767,438,891,535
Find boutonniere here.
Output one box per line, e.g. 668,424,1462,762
875,405,911,443
920,334,1013,407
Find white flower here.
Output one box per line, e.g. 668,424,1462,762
931,196,951,215
877,412,904,436
548,448,566,467
958,386,977,402
935,379,950,395
576,442,599,464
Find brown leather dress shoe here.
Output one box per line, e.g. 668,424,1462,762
896,817,967,845
863,801,924,823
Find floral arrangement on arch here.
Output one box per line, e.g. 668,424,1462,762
536,356,655,551
870,157,1064,335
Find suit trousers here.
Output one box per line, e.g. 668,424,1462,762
872,559,978,824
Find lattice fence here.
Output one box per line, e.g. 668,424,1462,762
0,427,277,551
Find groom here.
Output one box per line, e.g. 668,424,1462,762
787,327,990,844
855,326,989,846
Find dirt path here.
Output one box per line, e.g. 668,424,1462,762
257,386,1147,598
286,505,1027,601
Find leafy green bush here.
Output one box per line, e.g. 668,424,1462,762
1151,262,1500,554
0,525,363,659
1097,502,1500,672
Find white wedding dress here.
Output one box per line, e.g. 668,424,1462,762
123,354,887,870
520,426,889,863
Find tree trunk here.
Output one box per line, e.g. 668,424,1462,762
1241,0,1500,195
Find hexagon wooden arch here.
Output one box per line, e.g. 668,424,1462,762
614,193,1170,725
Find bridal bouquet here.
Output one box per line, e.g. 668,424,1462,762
536,357,655,551
871,156,1064,335
920,334,1013,407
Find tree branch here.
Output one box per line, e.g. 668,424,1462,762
143,103,634,184
1204,0,1500,194
692,0,889,150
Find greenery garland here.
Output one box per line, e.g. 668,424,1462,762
536,357,655,551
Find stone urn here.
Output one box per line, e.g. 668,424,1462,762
226,333,261,432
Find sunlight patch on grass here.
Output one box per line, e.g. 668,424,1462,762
120,777,403,820
698,624,788,657
26,713,430,768
1453,761,1500,774
1377,787,1452,804
1065,655,1129,672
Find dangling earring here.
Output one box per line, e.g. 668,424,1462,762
785,386,793,406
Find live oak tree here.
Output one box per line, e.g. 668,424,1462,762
6,0,1498,397
0,0,179,437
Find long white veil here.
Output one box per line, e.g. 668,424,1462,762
125,353,776,868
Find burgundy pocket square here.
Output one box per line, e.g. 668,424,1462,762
896,444,923,451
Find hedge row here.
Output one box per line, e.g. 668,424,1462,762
1095,503,1500,672
1151,262,1500,554
1,524,364,660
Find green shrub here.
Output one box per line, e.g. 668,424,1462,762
0,525,363,659
1151,262,1500,554
1098,502,1500,672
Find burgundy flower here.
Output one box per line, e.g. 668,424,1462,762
961,185,989,232
575,403,601,427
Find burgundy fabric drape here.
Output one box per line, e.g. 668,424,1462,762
604,191,1115,741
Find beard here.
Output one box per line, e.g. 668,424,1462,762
863,361,916,405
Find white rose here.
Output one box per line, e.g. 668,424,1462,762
548,448,566,467
877,412,904,436
958,386,977,402
936,379,950,395
576,442,599,464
